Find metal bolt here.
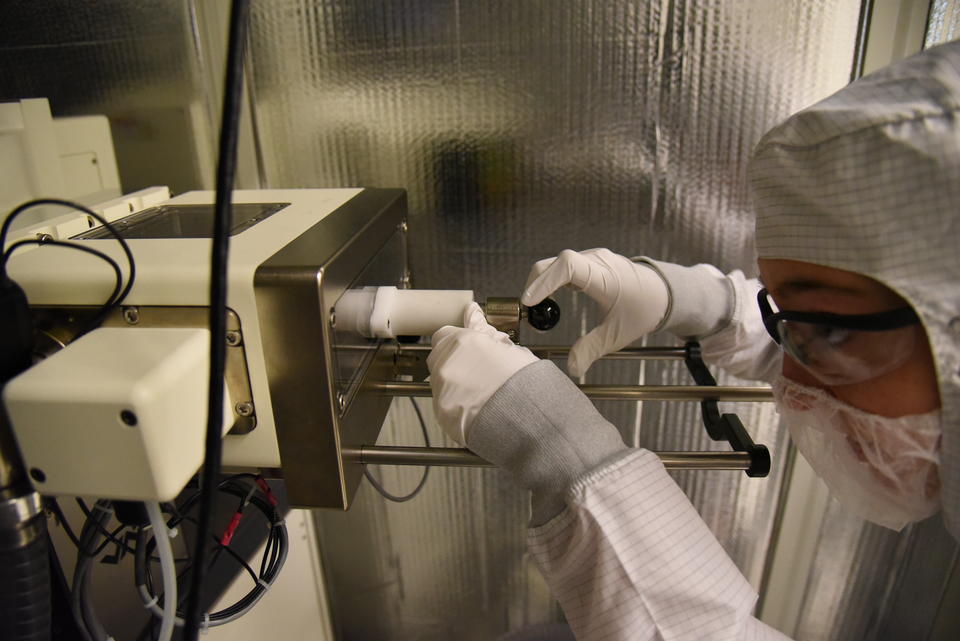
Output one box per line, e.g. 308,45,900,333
225,330,242,346
36,233,54,243
336,392,346,412
329,310,337,328
235,402,254,417
123,307,140,325
399,221,408,233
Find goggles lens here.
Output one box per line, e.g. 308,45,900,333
757,288,921,386
774,319,917,386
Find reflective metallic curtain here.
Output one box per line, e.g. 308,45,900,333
927,0,960,46
244,2,861,639
0,0,214,194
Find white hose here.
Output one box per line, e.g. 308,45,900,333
145,502,176,641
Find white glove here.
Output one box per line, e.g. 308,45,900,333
521,248,669,377
427,302,539,444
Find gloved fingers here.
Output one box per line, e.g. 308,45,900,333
567,322,618,378
521,249,591,306
430,324,461,348
464,301,515,345
522,256,558,294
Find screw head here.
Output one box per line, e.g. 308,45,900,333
225,330,242,346
399,221,408,233
336,392,346,412
329,310,337,328
235,402,254,417
120,410,138,426
123,307,140,325
36,233,54,243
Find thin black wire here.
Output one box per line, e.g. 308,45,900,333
0,199,136,332
363,397,431,502
75,498,136,554
4,238,123,332
184,1,251,638
44,497,81,548
140,480,283,626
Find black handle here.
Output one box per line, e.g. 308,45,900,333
525,297,561,331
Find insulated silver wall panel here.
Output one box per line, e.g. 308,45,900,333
243,2,862,638
927,0,960,46
0,0,215,194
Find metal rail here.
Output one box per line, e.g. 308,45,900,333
343,446,753,470
374,382,774,402
398,344,689,360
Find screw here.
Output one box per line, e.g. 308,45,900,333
36,233,54,243
336,392,346,412
123,307,140,325
235,402,254,417
399,221,408,233
120,410,138,426
329,310,337,328
225,330,242,346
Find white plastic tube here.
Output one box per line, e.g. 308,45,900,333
336,287,474,338
145,502,176,641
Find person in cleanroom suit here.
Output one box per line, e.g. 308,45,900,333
427,39,960,641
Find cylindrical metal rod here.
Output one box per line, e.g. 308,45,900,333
375,382,773,402
343,446,753,470
398,344,688,361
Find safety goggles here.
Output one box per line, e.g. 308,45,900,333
757,288,921,386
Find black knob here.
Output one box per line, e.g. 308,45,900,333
525,297,560,331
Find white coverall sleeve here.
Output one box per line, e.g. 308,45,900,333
640,258,781,383
528,450,791,641
697,270,782,383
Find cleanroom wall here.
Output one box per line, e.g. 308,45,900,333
242,1,861,639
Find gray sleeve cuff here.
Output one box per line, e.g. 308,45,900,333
636,258,736,339
467,360,628,526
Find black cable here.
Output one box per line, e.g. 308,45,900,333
138,479,285,627
4,239,122,332
0,199,136,335
363,397,431,502
91,524,128,557
44,497,82,548
184,1,251,638
75,499,137,554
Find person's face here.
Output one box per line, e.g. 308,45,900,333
757,258,940,418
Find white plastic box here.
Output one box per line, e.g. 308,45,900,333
3,327,232,501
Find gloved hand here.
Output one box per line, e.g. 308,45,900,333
428,302,628,526
427,302,539,444
521,248,670,377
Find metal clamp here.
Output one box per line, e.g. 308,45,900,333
0,492,43,529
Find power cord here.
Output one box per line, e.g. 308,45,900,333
184,1,251,638
136,476,287,629
0,198,136,335
363,398,432,502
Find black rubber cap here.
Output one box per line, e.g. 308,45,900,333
525,297,561,331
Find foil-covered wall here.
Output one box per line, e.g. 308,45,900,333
243,2,861,638
927,0,960,47
0,0,216,194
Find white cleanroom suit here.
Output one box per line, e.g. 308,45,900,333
429,39,960,641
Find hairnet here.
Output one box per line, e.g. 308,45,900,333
749,40,960,538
